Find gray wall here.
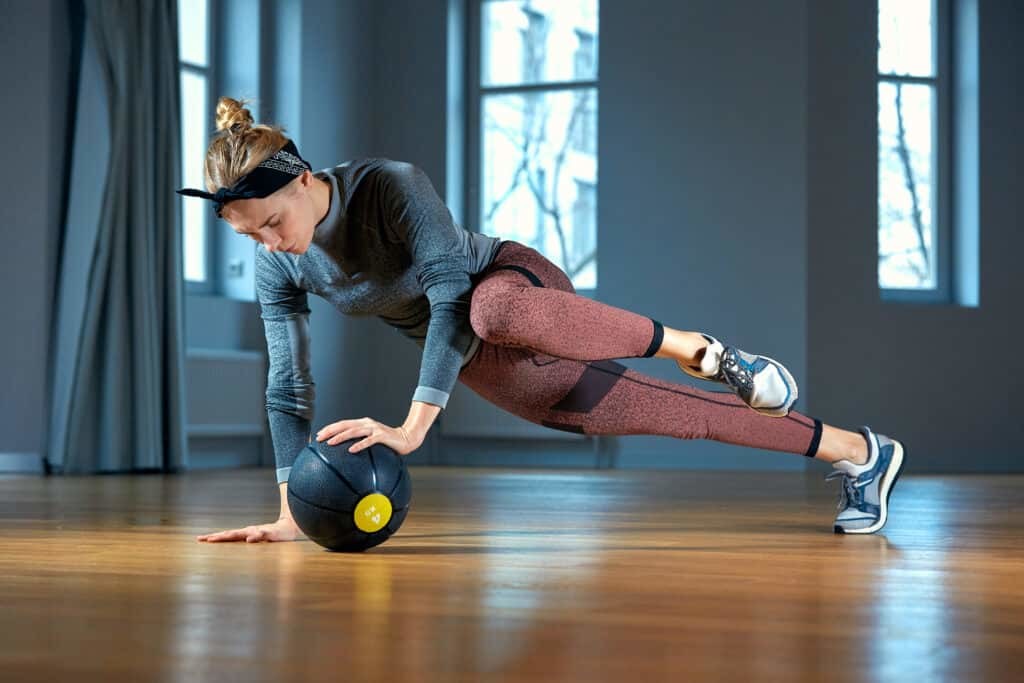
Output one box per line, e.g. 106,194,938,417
807,0,1024,473
595,0,809,470
0,0,70,473
2,0,1021,475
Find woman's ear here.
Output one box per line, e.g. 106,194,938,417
285,170,312,200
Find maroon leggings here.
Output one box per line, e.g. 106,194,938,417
457,240,822,459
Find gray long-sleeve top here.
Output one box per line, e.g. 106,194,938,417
257,159,503,483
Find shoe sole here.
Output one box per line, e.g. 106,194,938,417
753,354,799,418
834,439,906,535
677,352,799,418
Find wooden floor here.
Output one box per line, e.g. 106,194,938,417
2,467,1023,682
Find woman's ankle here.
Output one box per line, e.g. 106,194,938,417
655,328,709,364
816,425,869,466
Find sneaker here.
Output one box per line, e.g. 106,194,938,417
676,332,799,417
825,425,906,534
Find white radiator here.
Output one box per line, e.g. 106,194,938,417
185,348,271,469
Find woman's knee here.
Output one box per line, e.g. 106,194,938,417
469,285,515,343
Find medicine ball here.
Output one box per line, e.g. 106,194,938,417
286,439,412,552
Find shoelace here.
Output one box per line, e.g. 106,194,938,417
717,347,754,392
824,470,865,511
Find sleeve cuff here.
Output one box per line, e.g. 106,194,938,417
412,385,450,409
276,466,291,484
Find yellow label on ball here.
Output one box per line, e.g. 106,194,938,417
353,493,393,533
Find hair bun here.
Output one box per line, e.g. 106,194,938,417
215,96,255,135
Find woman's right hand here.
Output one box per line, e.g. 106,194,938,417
196,517,304,543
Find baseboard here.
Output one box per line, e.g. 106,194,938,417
186,423,266,437
0,452,44,474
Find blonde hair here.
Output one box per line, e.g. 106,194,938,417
204,96,290,193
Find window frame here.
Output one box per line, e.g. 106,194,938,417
466,0,600,295
877,0,952,304
179,0,218,295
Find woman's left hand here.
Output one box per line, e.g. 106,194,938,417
315,417,420,456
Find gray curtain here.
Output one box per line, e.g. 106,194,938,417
46,0,187,475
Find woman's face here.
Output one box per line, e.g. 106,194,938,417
221,171,320,255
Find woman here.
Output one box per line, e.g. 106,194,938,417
180,97,904,542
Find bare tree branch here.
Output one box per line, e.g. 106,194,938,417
484,92,544,224
485,156,527,224
493,9,596,284
881,247,928,281
881,246,932,260
523,90,589,274
566,248,596,280
484,107,532,224
893,84,931,282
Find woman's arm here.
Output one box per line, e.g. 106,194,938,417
379,161,477,414
258,249,316,486
197,249,314,543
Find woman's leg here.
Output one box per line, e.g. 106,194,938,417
459,344,822,458
461,240,868,465
468,241,668,362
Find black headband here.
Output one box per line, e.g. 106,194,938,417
175,139,313,218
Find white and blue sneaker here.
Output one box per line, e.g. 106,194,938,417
676,332,799,417
825,425,906,534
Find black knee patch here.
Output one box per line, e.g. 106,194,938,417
551,359,627,413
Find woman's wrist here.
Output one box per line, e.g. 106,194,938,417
278,482,294,522
403,400,441,446
398,425,422,449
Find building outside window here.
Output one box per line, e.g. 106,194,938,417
877,0,950,298
178,0,212,287
475,0,599,291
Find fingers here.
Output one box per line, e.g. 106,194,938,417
196,526,255,543
196,523,292,543
325,427,372,447
317,418,374,446
317,419,355,442
312,418,414,454
197,529,242,542
321,417,370,438
348,437,373,453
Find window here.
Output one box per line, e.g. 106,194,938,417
571,179,595,265
178,0,212,285
571,29,596,156
471,0,599,291
877,0,950,299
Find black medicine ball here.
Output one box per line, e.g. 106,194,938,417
286,439,412,552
